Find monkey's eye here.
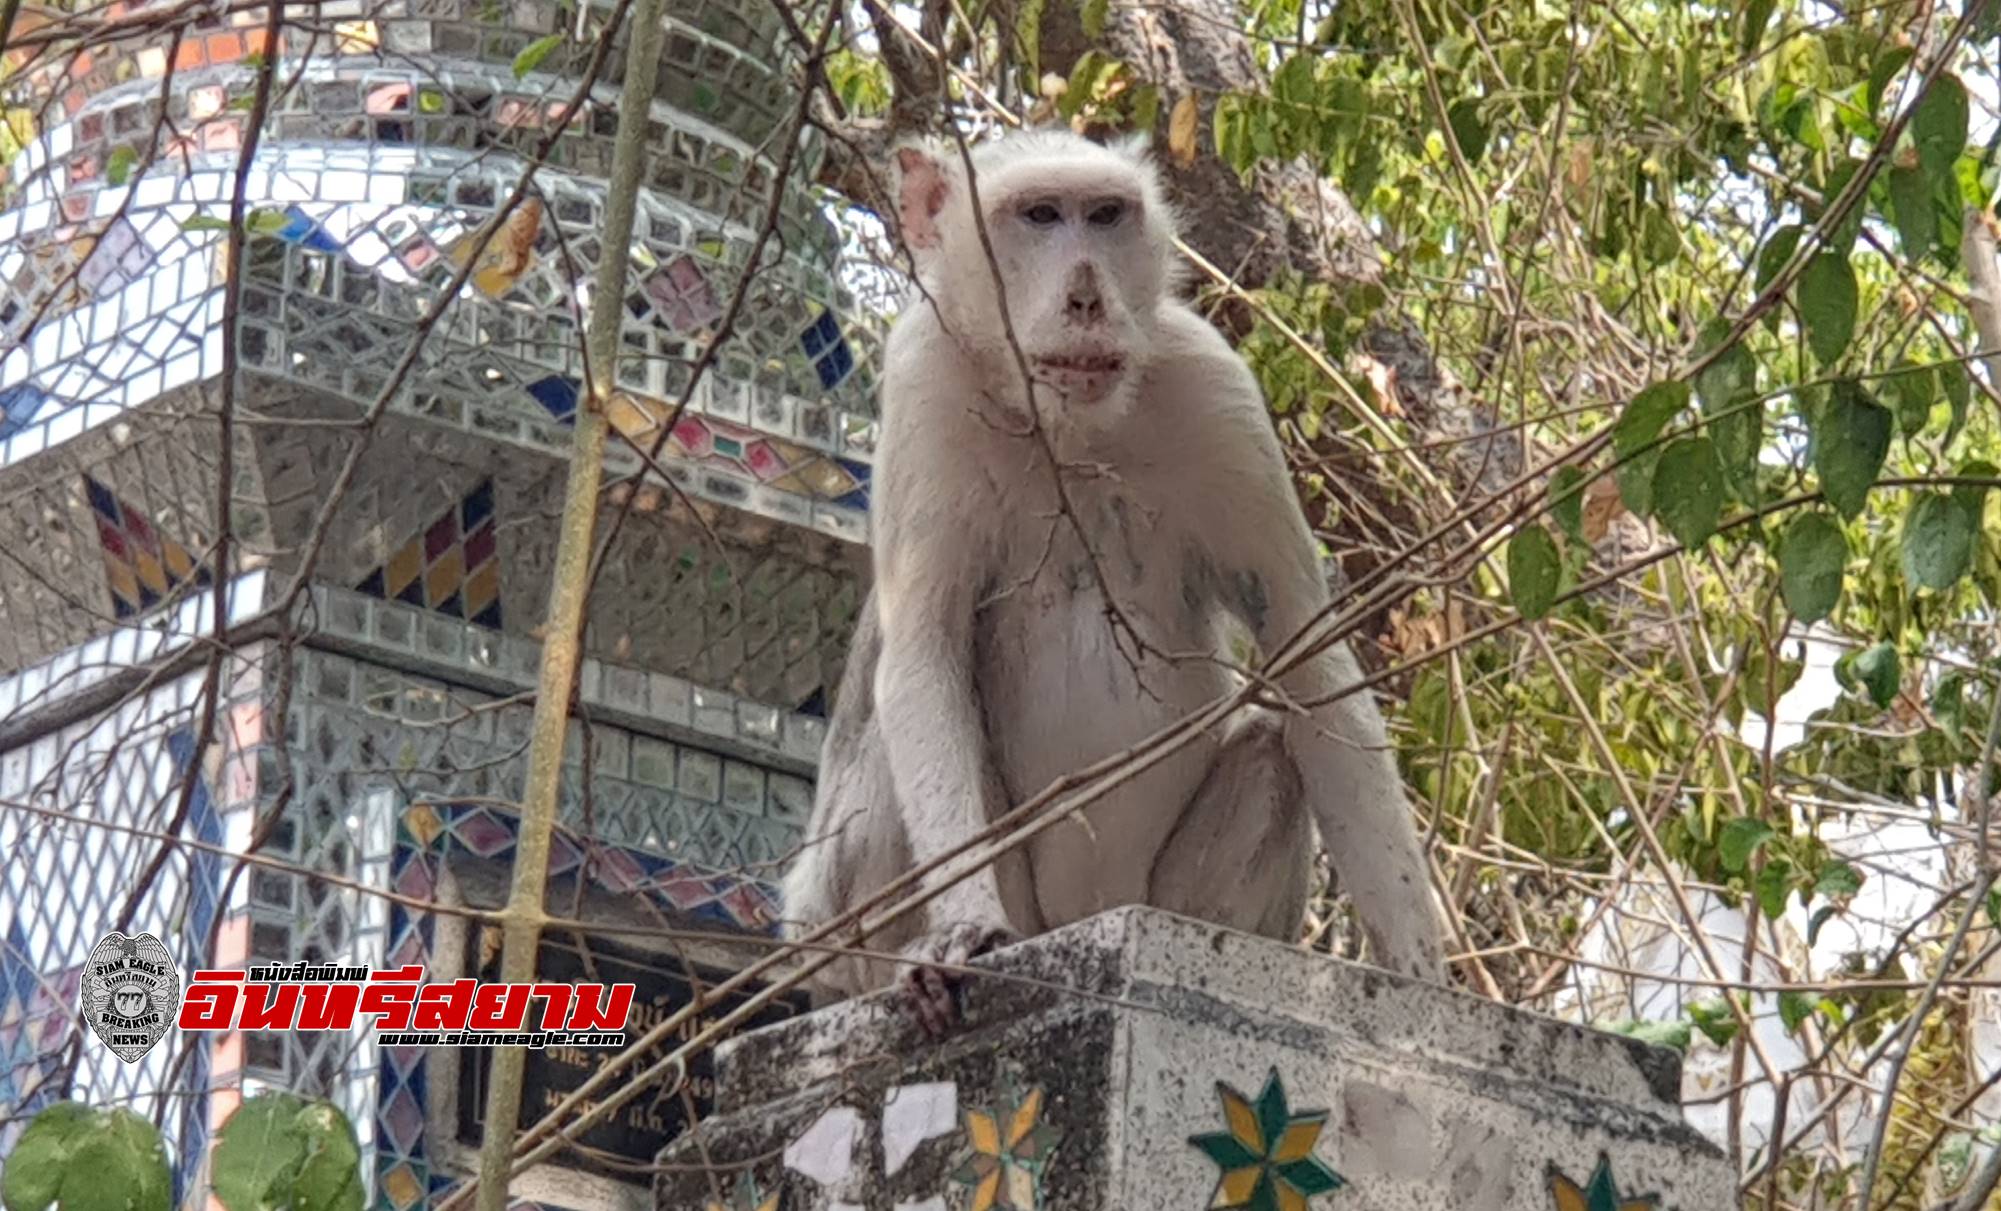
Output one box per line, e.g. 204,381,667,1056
1086,201,1125,227
1021,202,1062,227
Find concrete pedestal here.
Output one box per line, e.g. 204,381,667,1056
655,907,1732,1210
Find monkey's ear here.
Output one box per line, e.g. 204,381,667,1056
892,144,951,252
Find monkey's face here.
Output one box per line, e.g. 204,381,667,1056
982,187,1162,416
895,134,1177,424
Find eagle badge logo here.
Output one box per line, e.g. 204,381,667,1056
79,932,179,1063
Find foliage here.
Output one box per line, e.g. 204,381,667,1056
210,1092,365,1211
997,0,2001,1201
1,1103,170,1211
0,1096,363,1211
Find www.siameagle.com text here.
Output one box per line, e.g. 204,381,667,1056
376,1030,627,1047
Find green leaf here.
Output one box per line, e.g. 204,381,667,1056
1739,0,1776,54
2,1102,95,1211
1755,224,1803,298
1687,997,1739,1047
1695,320,1755,403
1705,395,1761,504
1953,458,1996,526
1779,990,1816,1034
1813,380,1892,518
1851,642,1901,709
290,1103,365,1211
1817,159,1867,254
247,208,291,236
1815,861,1864,899
1936,672,1969,744
59,1134,169,1211
1798,253,1858,365
213,1093,311,1211
1756,859,1793,920
1779,511,1848,623
512,32,564,78
1889,164,1938,256
1446,96,1487,162
1693,320,1757,493
1941,357,1971,445
1867,46,1915,114
1808,904,1841,946
1548,466,1587,543
1740,646,1804,716
180,215,233,233
91,1111,170,1211
1508,524,1562,620
1606,1018,1692,1053
1986,888,2001,931
211,1094,365,1211
1651,436,1725,549
105,146,138,187
1,1105,170,1211
1079,0,1109,38
1719,817,1777,873
1901,492,1976,590
1613,381,1689,516
1913,74,1968,184
1887,361,1936,437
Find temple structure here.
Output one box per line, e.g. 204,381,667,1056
0,0,868,1207
654,907,1739,1211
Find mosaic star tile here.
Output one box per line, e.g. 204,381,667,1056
1188,1068,1343,1211
949,1080,1060,1211
1548,1153,1658,1211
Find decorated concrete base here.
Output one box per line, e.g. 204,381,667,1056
654,906,1733,1211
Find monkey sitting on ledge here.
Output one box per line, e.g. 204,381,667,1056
781,128,1446,1034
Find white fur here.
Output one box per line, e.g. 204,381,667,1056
781,130,1445,998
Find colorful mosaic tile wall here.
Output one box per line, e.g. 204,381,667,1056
0,400,240,673
750,1072,1671,1211
0,0,884,541
289,645,811,876
0,573,813,1206
369,772,785,1209
0,668,254,1202
0,0,857,1205
356,480,504,630
84,474,214,620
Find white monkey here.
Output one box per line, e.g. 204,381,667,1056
781,129,1446,1031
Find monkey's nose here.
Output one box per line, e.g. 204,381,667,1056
1066,279,1105,325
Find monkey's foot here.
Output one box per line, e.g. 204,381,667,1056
899,922,1017,1039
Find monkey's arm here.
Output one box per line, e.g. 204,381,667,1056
1187,335,1447,983
868,519,1024,945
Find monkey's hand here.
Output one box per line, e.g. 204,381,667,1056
898,920,1019,1038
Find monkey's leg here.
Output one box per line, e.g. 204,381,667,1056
1147,713,1312,941
782,605,931,1001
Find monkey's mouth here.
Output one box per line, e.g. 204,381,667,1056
1030,353,1127,403
1033,352,1125,375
